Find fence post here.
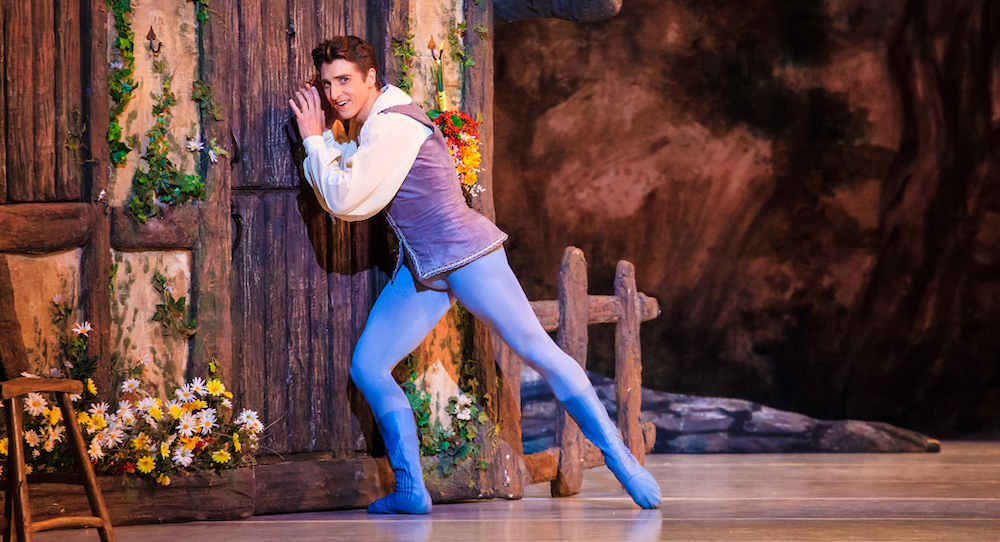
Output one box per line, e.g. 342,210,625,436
551,247,588,497
614,260,645,465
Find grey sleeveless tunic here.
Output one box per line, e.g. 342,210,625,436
380,102,507,284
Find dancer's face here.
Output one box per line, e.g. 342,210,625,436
319,59,379,123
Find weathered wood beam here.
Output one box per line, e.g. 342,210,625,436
0,203,95,253
81,0,112,402
614,260,644,465
6,0,35,201
191,0,236,380
551,247,587,497
530,292,659,331
109,206,201,250
0,255,30,379
493,0,622,22
0,377,83,401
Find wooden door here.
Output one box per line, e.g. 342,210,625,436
218,0,406,458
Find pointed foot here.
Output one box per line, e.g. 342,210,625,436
620,469,661,509
367,489,433,514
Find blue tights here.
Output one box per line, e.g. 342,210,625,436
350,247,591,419
352,248,660,512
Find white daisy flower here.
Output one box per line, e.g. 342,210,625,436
104,428,126,447
88,402,110,417
208,149,218,163
45,425,65,442
222,398,232,409
244,418,263,435
186,138,204,152
121,379,141,393
63,360,74,369
197,409,217,434
163,282,175,295
69,393,82,402
43,437,56,452
456,394,473,408
139,353,152,367
23,430,40,448
72,321,93,337
175,385,196,403
456,407,472,421
190,377,207,396
88,440,104,461
172,447,194,467
136,397,158,411
47,367,63,377
20,372,40,379
236,409,259,425
24,393,47,416
25,465,33,475
177,413,198,437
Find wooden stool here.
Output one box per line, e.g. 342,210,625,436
2,377,115,542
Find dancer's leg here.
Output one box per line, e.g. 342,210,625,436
351,264,454,514
350,264,454,420
446,248,661,509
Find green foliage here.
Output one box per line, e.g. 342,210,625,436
399,353,492,479
391,21,417,95
192,80,223,121
65,107,89,173
191,0,211,23
474,26,488,40
108,0,136,166
152,271,198,340
448,22,475,68
128,61,205,223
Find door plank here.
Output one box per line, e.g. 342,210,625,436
33,0,57,201
55,0,83,200
264,194,291,454
235,0,262,189
261,0,293,189
328,217,354,457
230,193,267,451
0,0,7,203
6,0,35,201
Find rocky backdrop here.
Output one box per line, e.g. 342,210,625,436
494,0,1000,438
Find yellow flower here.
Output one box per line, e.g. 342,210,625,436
168,404,184,418
44,407,62,425
77,412,90,425
148,406,163,420
185,399,207,412
86,378,98,395
0,438,8,456
156,473,170,486
233,433,241,453
136,455,155,474
207,379,225,396
212,450,231,464
92,416,107,430
180,436,200,451
132,432,150,450
161,441,171,458
223,391,233,399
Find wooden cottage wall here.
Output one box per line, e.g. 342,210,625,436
223,0,406,458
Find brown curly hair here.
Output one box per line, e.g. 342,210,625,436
311,36,382,86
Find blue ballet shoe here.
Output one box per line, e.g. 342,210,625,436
560,387,662,509
368,409,433,514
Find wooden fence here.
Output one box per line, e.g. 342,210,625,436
497,246,659,497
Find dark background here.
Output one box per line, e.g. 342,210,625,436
494,0,1000,438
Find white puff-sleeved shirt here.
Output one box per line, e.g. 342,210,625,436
301,85,433,222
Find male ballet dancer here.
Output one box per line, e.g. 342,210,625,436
290,35,661,514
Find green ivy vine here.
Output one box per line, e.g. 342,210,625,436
391,21,416,95
191,80,222,121
108,0,137,166
448,22,474,68
128,59,205,223
152,271,198,340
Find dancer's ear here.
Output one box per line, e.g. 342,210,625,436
365,67,377,88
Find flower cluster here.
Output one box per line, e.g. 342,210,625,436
0,297,261,486
430,110,483,199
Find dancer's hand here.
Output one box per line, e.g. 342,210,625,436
289,84,325,139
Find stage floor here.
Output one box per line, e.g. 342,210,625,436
38,441,1000,541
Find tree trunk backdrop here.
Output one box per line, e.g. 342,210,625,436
494,0,1000,437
